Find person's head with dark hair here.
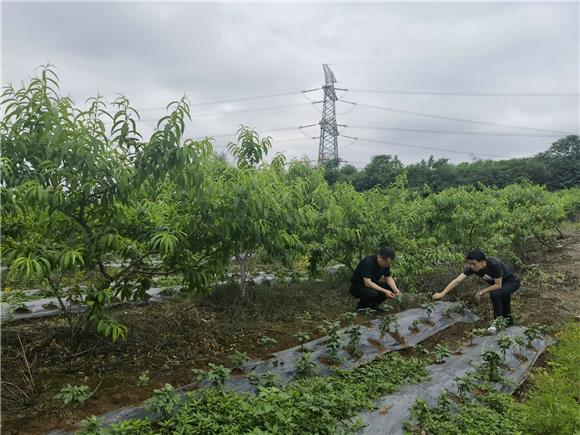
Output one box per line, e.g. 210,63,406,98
466,249,487,271
377,247,396,267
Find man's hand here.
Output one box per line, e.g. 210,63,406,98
384,290,395,299
475,290,485,301
394,288,401,296
432,292,444,300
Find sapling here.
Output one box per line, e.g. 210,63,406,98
421,302,435,318
137,371,150,386
259,371,281,387
258,336,278,347
229,351,248,370
345,323,362,355
146,384,181,420
409,319,421,333
206,363,231,388
321,320,342,363
80,415,105,434
514,334,527,353
54,384,92,407
455,372,478,397
359,307,375,318
480,349,503,382
409,399,430,432
467,328,487,346
497,336,513,361
293,332,311,351
191,368,206,383
492,316,510,331
295,352,316,377
341,311,357,322
524,326,540,348
433,343,451,363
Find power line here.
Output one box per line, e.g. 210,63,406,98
139,89,321,112
194,124,319,140
341,134,506,158
327,50,579,65
343,125,562,137
341,101,576,135
139,102,318,122
345,89,579,97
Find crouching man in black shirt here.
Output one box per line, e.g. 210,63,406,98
350,247,401,311
433,249,520,333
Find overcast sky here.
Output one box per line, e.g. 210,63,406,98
2,1,579,166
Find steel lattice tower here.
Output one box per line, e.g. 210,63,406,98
318,64,339,164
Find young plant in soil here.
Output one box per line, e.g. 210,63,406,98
146,384,181,420
341,311,358,322
433,343,452,363
492,316,510,331
345,323,362,357
191,368,206,384
466,328,487,346
137,371,150,386
497,336,514,362
229,351,248,371
479,349,503,382
524,324,542,348
54,384,92,407
321,320,342,365
248,371,281,388
409,319,421,334
455,371,479,398
293,332,311,351
295,352,316,378
409,399,430,433
258,336,278,347
513,335,529,361
359,307,375,318
421,302,435,318
207,363,231,388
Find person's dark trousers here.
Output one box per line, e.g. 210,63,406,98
349,283,390,309
489,280,520,325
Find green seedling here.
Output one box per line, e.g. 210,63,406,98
229,351,248,370
295,352,316,377
497,336,513,361
492,316,510,331
137,371,150,386
345,323,362,354
206,363,231,388
293,332,311,351
146,384,181,420
421,302,435,318
433,344,452,363
258,336,278,347
54,384,92,407
480,349,503,382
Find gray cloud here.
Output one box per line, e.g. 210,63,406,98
2,2,578,166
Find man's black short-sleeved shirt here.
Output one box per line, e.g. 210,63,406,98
463,256,517,284
350,255,391,287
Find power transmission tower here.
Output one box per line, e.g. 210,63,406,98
318,64,339,164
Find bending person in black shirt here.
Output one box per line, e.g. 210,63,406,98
433,249,520,333
350,247,401,311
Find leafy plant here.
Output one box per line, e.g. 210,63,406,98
341,311,357,322
54,384,91,407
497,335,514,361
433,343,452,363
248,371,281,388
524,324,542,348
293,332,311,351
257,336,278,347
295,352,316,378
480,349,503,382
421,302,435,318
146,384,181,419
455,372,479,397
206,363,231,388
229,351,248,370
491,316,510,331
409,399,430,431
137,371,150,386
345,323,362,355
409,319,421,333
466,328,487,346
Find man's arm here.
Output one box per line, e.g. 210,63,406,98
475,277,502,300
433,273,467,300
385,276,401,295
364,277,395,298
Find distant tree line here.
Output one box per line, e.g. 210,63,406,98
323,135,580,191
